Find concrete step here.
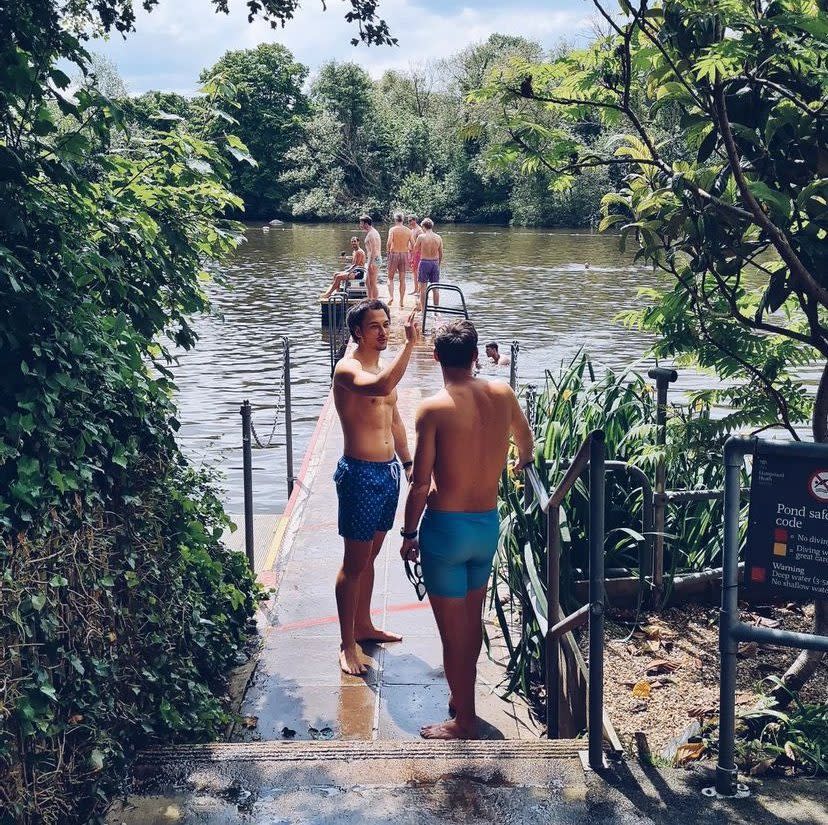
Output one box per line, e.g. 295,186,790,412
109,740,589,825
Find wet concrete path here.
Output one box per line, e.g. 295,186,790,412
237,302,538,744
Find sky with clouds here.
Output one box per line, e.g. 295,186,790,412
93,0,595,95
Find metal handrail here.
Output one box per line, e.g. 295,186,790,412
421,283,469,333
521,429,606,768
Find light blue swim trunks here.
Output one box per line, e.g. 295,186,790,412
418,508,499,598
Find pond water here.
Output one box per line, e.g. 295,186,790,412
169,223,806,513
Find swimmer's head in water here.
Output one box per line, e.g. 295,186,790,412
348,299,391,347
434,319,478,369
485,341,499,360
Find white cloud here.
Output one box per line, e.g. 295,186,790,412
95,0,591,94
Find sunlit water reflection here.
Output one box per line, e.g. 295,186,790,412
171,223,817,513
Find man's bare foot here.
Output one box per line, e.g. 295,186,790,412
354,626,402,644
388,298,395,306
420,718,478,740
339,644,368,676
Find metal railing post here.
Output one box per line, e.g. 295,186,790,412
647,367,677,605
240,400,255,571
509,341,518,390
546,504,560,738
283,337,295,498
715,437,749,796
588,432,606,770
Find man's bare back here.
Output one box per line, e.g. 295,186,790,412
418,379,520,511
415,229,442,261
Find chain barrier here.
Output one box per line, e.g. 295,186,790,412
249,341,286,450
525,383,538,431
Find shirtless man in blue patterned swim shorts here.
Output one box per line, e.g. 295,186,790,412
332,299,420,675
399,319,533,738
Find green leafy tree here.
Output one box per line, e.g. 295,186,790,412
476,0,828,692
0,0,396,820
200,44,309,218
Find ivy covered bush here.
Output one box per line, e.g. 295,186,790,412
1,6,258,822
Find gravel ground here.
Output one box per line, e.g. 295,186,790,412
581,601,828,757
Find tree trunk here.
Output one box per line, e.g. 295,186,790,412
774,361,828,705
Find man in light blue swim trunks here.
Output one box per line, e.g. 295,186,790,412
332,299,420,676
399,319,533,739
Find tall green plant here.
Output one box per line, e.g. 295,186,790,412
493,354,739,704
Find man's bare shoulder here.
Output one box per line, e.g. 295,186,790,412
333,354,362,379
415,390,452,419
484,378,517,404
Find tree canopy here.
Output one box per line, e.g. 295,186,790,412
474,0,828,690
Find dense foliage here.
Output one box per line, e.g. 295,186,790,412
0,5,263,822
125,35,641,225
494,355,741,700
478,0,828,693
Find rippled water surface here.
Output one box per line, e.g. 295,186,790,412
170,223,799,513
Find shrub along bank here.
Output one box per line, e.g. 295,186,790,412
1,8,258,823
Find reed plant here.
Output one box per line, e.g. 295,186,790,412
492,353,741,701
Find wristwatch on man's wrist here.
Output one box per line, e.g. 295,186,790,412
400,528,418,540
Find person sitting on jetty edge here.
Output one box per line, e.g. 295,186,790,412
332,299,421,676
321,236,366,299
399,319,533,738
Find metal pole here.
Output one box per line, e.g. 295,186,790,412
648,367,677,605
715,437,751,796
240,400,255,571
588,432,606,770
509,341,518,390
283,337,295,498
546,504,560,738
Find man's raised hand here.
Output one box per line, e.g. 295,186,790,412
404,309,421,345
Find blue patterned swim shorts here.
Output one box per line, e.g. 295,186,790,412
334,455,401,541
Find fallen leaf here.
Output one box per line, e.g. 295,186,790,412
280,726,296,739
642,640,661,654
642,625,662,641
735,691,754,706
674,741,705,766
784,741,797,761
755,616,780,629
241,716,258,729
738,642,758,658
750,758,776,776
643,658,680,675
319,726,334,740
308,726,320,739
686,705,715,719
631,680,652,699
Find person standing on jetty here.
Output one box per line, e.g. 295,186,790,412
412,218,443,311
407,215,422,293
399,319,533,738
360,215,382,300
333,300,421,675
386,211,412,307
